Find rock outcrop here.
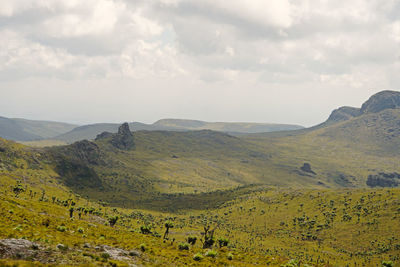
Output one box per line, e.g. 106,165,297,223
110,123,135,150
325,90,400,125
366,172,400,187
361,90,400,114
300,163,316,175
0,239,43,260
327,106,362,123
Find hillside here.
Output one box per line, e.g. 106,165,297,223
53,120,304,144
0,137,399,266
0,116,77,141
1,90,400,266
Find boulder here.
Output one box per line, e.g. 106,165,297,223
300,163,316,175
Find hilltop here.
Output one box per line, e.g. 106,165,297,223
53,120,304,144
0,116,77,141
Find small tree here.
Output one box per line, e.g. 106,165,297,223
163,221,174,240
140,225,152,234
13,181,25,197
187,236,197,245
69,207,74,218
108,216,119,227
202,223,219,249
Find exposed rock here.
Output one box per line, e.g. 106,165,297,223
361,90,400,114
327,106,362,123
367,172,400,187
0,239,42,259
57,243,68,251
300,163,316,175
95,131,113,140
69,140,104,165
110,123,135,150
100,245,140,263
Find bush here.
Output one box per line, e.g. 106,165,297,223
108,216,119,227
101,252,110,260
187,236,197,245
205,250,217,258
193,253,203,261
77,227,84,233
139,243,146,252
382,261,394,267
140,225,152,234
57,243,68,251
178,242,189,251
227,253,233,260
57,225,67,232
218,237,229,247
281,259,299,267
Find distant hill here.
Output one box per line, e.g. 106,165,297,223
54,120,304,143
325,90,400,125
0,116,77,141
153,119,304,133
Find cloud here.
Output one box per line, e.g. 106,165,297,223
0,0,399,126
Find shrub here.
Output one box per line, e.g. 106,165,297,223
218,237,229,247
281,259,299,267
227,253,233,260
129,251,140,257
382,261,394,267
187,236,197,245
178,242,189,251
77,227,84,233
57,225,67,232
57,243,68,251
205,250,217,258
100,252,110,260
108,216,119,227
42,218,50,227
140,225,152,234
139,243,146,252
193,253,203,261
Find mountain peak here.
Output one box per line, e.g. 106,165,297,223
327,106,362,123
110,123,134,150
361,90,400,114
118,122,132,136
326,90,400,125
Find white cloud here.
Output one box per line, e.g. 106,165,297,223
0,0,399,126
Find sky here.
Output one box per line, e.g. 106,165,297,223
0,0,399,127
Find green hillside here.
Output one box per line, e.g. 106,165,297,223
0,116,77,141
1,90,400,266
53,120,304,144
0,137,398,266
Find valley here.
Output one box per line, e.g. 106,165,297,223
0,90,400,266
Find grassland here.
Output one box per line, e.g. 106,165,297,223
1,98,400,266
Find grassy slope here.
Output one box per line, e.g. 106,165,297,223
0,139,287,266
0,117,77,141
40,108,400,211
1,126,399,266
245,109,400,187
53,120,304,144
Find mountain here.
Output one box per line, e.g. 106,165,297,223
54,120,304,143
325,90,400,124
0,90,399,267
0,116,77,141
153,119,304,133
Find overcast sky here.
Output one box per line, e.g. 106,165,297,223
0,0,399,126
